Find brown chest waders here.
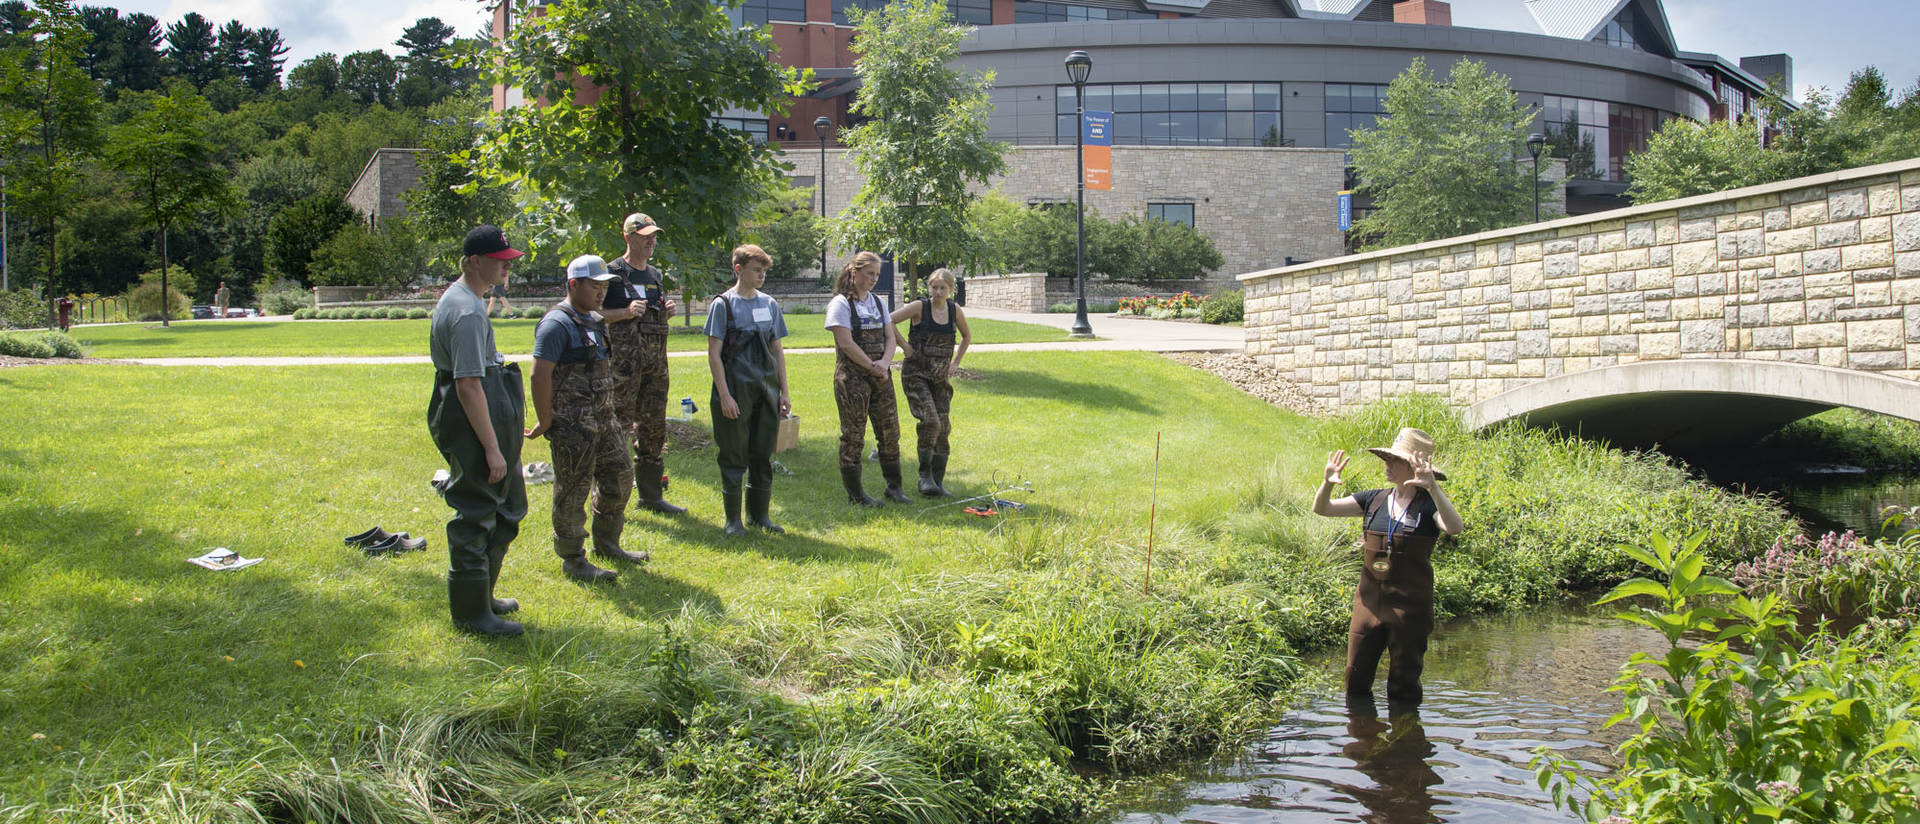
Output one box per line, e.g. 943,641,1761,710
609,269,674,506
900,303,957,494
833,295,908,504
545,304,633,563
712,296,783,529
1346,491,1439,704
427,361,528,632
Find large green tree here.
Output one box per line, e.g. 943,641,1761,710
1624,116,1780,203
1348,57,1545,249
0,0,102,309
831,0,1006,286
471,0,808,269
103,85,239,324
404,95,511,262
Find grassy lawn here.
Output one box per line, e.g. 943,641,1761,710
0,352,1792,821
72,315,1068,358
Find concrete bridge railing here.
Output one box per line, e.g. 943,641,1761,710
1239,157,1920,442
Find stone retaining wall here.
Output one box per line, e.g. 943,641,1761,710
964,273,1048,312
1240,158,1920,408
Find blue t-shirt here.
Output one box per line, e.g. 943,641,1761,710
531,305,607,363
1352,488,1440,538
704,290,788,340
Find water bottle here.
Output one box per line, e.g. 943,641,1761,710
680,397,697,420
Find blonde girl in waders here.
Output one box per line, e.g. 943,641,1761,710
890,267,971,496
706,245,791,536
1311,428,1464,704
826,251,909,506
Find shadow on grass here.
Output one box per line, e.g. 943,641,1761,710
627,508,893,564
963,367,1161,414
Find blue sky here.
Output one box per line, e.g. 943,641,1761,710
113,0,1916,104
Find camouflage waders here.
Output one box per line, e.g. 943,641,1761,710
1346,491,1439,704
834,294,906,504
900,301,956,495
711,294,783,533
543,305,635,565
609,265,676,510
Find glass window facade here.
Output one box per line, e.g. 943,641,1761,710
711,117,770,144
1324,83,1386,149
1541,96,1662,182
1148,203,1195,227
1015,1,1158,22
739,0,805,24
1055,82,1282,146
1591,5,1657,52
831,0,989,24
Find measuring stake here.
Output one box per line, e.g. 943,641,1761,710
1145,431,1160,597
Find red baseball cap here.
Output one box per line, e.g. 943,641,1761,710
462,225,524,260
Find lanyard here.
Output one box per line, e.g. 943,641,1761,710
1385,492,1421,545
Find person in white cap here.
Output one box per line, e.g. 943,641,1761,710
526,255,650,583
1312,426,1464,705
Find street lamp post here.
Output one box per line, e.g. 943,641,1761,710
815,115,833,278
1526,132,1546,222
1065,50,1093,339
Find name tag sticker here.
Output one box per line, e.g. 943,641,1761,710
752,307,772,323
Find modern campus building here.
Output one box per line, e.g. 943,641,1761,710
490,0,1794,284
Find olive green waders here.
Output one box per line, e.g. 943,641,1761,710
1345,491,1438,703
712,296,783,535
427,362,528,636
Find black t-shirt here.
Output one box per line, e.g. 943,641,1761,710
1351,488,1440,538
604,257,662,312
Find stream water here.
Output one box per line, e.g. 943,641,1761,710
1108,471,1918,823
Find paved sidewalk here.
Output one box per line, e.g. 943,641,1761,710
112,310,1244,367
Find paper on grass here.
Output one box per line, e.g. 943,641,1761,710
188,547,262,571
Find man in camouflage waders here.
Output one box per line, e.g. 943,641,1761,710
603,212,685,515
526,255,651,583
427,225,528,636
1311,428,1465,704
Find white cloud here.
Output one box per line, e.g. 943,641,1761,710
111,0,492,64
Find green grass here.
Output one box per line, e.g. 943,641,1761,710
71,316,1069,359
0,353,1795,822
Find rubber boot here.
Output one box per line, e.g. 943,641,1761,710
450,576,524,636
917,448,940,496
556,535,616,582
746,484,784,533
487,544,519,615
842,466,881,508
635,461,687,515
723,482,748,536
928,454,951,497
880,460,912,504
591,517,649,565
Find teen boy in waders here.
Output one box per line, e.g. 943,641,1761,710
827,251,908,506
706,244,790,536
526,255,651,583
1311,428,1464,704
427,225,528,637
890,267,971,497
602,212,685,515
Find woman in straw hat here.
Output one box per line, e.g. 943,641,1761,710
1312,427,1464,704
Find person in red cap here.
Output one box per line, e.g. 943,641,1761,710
426,224,529,637
1312,427,1464,704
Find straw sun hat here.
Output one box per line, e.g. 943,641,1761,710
1366,427,1447,481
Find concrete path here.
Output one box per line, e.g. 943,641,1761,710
110,310,1244,367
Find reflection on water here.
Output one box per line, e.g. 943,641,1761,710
1769,471,1920,540
1110,601,1666,824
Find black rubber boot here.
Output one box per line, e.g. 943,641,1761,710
487,544,518,615
842,466,881,507
746,484,784,533
450,577,524,637
880,460,912,504
917,449,942,496
591,518,649,565
928,454,951,497
723,482,748,536
634,461,687,515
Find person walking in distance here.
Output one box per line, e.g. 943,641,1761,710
827,251,908,506
214,281,230,318
890,268,970,496
426,225,529,637
1311,428,1464,704
525,255,651,583
601,212,684,515
706,244,791,536
485,277,515,317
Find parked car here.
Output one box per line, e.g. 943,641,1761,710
225,307,259,318
191,305,215,320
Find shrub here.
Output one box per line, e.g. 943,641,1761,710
520,306,544,319
266,195,357,285
1200,289,1243,324
0,289,48,328
127,267,192,321
310,222,442,291
292,308,314,320
260,279,310,316
0,331,54,358
408,308,429,319
786,304,814,315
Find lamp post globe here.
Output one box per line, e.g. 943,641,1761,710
815,116,833,277
1065,50,1093,338
1526,132,1546,223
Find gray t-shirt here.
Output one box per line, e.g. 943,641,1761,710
430,281,502,378
704,290,788,340
824,293,887,331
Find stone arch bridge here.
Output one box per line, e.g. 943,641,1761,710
1240,158,1920,450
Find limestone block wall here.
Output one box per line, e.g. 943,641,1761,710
1240,158,1920,409
965,273,1048,312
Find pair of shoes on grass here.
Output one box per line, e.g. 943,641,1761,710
522,462,555,484
344,527,427,555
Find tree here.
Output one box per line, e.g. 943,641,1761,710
103,86,239,325
404,95,510,261
308,221,438,289
472,0,807,270
830,0,1007,289
339,49,396,107
286,52,338,94
162,12,216,88
214,19,248,80
737,183,822,280
264,194,355,285
1624,116,1780,203
1349,57,1544,249
395,16,456,108
243,27,285,92
0,0,103,312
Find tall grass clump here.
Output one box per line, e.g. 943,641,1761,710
1758,407,1920,470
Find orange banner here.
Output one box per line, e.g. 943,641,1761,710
1084,145,1111,191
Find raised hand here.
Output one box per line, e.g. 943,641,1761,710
1324,449,1348,485
1411,455,1438,489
